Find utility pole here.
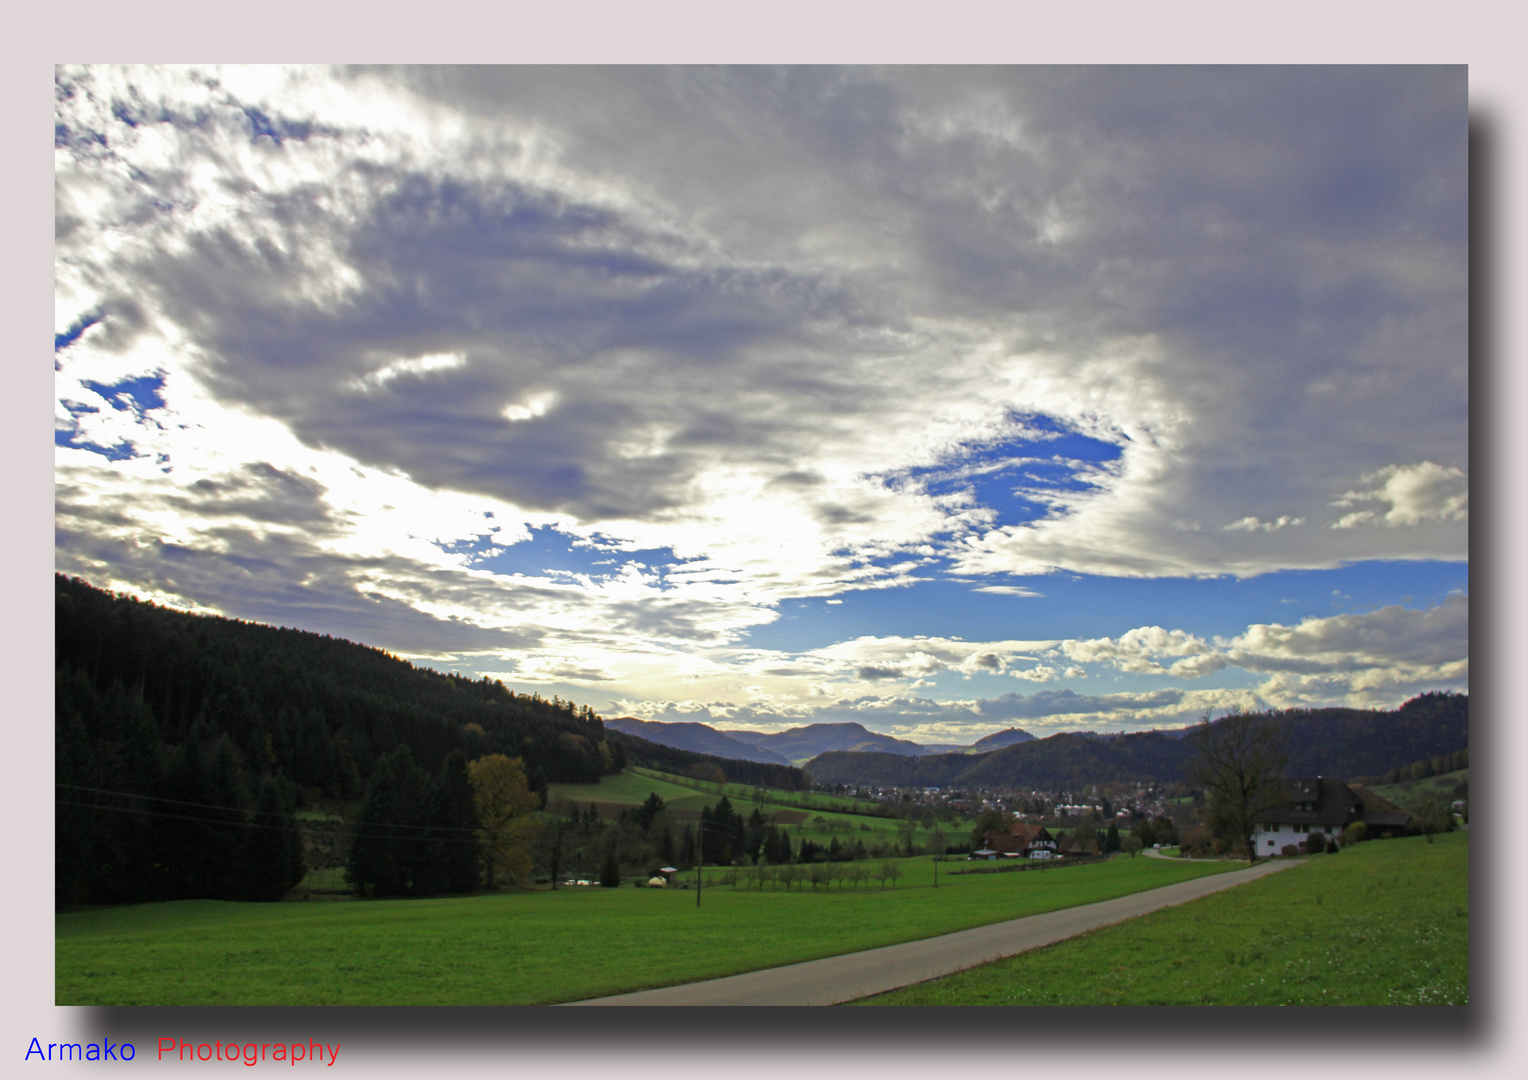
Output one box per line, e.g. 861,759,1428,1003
696,819,703,908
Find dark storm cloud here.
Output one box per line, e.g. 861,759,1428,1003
177,463,333,526
53,517,543,657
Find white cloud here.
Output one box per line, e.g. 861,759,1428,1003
1225,515,1304,532
1331,461,1468,529
350,352,467,393
1224,593,1468,674
1051,596,1467,708
1061,625,1221,675
605,594,1467,736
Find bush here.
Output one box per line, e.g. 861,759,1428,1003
1281,844,1300,857
1303,833,1328,855
1179,825,1215,858
600,852,622,888
1340,822,1367,848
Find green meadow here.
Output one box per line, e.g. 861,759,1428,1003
1369,768,1468,812
547,767,964,850
56,853,1234,1005
557,767,888,816
852,832,1468,1006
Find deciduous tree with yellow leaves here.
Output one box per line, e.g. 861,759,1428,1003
467,754,542,888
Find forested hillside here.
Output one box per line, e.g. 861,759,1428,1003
603,730,808,791
54,575,622,908
54,574,810,909
804,694,1469,790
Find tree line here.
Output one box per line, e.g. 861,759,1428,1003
54,575,814,908
54,576,608,908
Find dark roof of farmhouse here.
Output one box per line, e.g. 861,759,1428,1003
1258,777,1365,827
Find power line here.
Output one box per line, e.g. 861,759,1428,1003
53,800,492,849
55,782,490,836
55,788,507,843
57,783,320,822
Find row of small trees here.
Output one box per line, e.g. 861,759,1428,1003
682,860,907,891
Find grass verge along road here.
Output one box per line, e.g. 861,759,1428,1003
851,832,1468,1005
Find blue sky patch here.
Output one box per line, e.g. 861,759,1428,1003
82,373,167,415
56,373,166,461
443,524,690,587
882,415,1124,530
55,311,103,353
746,559,1468,654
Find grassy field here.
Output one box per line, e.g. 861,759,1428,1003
850,832,1468,1006
56,854,1235,1005
545,768,714,811
547,768,967,850
625,767,887,815
1369,767,1468,811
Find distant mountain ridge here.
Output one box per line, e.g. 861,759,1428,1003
741,722,930,763
802,694,1469,791
968,727,1038,752
601,717,1038,765
603,717,792,765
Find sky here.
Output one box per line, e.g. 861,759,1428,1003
53,64,1469,744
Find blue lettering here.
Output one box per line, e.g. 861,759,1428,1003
122,1043,134,1061
25,1038,44,1061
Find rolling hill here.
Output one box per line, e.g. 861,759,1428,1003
603,717,793,765
803,694,1468,791
598,718,1032,765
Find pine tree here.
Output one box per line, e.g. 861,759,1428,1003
246,774,306,901
156,729,256,901
347,746,431,896
427,750,483,894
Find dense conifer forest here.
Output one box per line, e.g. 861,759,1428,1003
54,574,815,908
54,575,624,907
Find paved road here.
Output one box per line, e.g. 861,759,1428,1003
562,859,1301,1006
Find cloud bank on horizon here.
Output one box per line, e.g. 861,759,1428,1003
55,65,1468,742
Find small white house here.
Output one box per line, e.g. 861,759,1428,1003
1250,777,1410,855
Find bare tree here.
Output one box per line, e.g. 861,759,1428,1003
1412,794,1452,843
1187,709,1287,864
